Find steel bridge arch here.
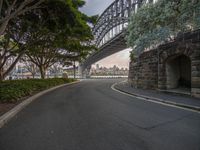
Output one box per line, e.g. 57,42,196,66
92,0,154,48
79,0,156,77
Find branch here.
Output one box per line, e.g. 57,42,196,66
3,51,24,78
0,0,3,16
12,0,45,18
0,0,44,35
0,56,8,69
27,54,39,66
5,0,18,17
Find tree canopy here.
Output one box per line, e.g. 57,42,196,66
0,0,97,80
127,0,200,56
0,0,45,35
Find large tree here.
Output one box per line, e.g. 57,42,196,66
21,56,38,78
0,10,42,80
0,27,26,80
0,0,96,80
24,0,96,79
127,0,200,56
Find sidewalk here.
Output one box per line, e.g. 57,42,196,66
114,81,200,111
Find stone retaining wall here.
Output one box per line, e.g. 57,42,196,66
128,30,200,98
128,50,158,89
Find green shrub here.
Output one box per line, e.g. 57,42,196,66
0,78,76,103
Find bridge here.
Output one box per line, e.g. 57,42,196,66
79,0,157,77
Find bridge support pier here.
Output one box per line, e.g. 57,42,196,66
84,66,91,78
78,65,91,78
78,65,84,78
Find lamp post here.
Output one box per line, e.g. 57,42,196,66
73,60,76,79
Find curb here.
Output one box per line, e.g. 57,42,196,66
112,82,200,113
0,80,81,128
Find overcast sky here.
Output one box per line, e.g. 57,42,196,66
80,0,131,69
80,0,114,16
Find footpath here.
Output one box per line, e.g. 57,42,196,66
114,81,200,112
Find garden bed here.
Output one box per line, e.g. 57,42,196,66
0,78,76,115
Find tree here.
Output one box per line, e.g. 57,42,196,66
0,11,41,80
26,41,63,79
48,63,63,77
26,35,95,79
21,57,38,78
24,0,96,79
127,0,200,56
0,0,44,35
0,31,25,80
0,0,96,80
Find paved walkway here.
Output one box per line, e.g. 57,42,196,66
114,81,200,110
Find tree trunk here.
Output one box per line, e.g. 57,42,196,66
0,20,9,35
39,66,46,79
0,68,4,81
73,61,76,79
32,73,35,79
2,52,24,80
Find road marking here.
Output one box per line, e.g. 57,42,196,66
111,83,200,114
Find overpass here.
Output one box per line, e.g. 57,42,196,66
79,0,156,77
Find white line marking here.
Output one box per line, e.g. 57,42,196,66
111,83,200,114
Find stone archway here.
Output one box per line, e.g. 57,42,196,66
166,55,191,89
128,30,200,98
158,42,194,91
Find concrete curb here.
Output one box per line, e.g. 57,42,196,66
113,82,200,113
0,80,81,128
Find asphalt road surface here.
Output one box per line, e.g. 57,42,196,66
0,79,200,150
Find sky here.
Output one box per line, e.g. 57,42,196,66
80,0,131,69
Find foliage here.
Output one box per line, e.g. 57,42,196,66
0,32,25,80
129,51,136,62
21,57,39,78
0,78,76,103
0,0,44,35
127,0,200,56
22,0,95,79
0,0,97,80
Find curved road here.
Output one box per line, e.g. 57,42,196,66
0,79,200,150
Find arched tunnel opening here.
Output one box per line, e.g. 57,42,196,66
166,55,191,90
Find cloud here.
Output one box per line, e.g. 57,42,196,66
80,0,114,16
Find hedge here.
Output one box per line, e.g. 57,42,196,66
0,78,76,103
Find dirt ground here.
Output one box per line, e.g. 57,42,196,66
0,103,18,116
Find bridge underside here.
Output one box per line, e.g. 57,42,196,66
82,33,128,70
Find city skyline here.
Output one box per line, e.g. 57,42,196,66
90,63,128,76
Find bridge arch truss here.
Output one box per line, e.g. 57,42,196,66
92,0,155,48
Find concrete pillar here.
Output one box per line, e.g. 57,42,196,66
78,64,84,78
85,66,91,78
78,65,92,79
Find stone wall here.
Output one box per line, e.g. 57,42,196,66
128,29,200,98
128,50,158,89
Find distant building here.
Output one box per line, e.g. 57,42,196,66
91,65,128,76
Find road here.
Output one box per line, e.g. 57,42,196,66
0,79,200,150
